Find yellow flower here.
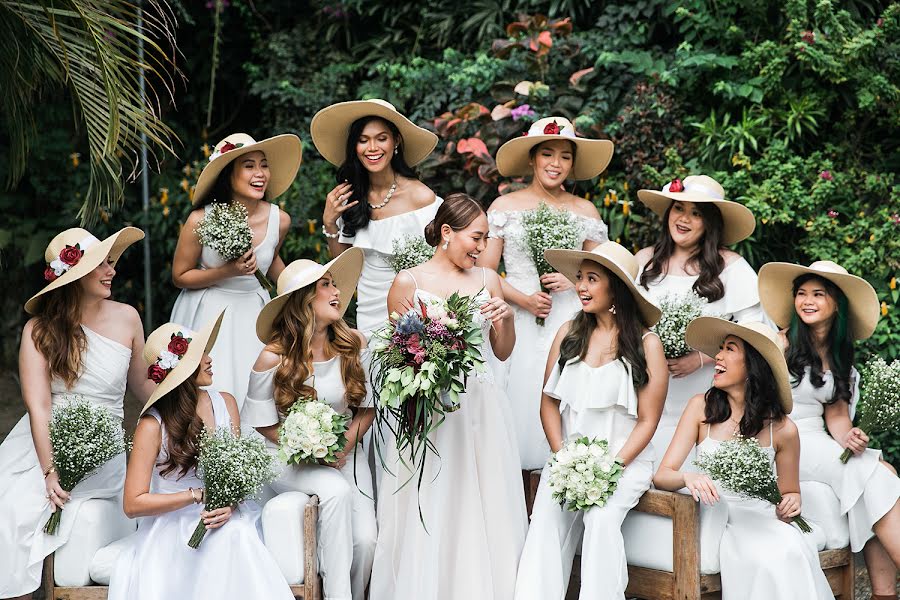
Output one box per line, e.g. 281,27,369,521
188,187,195,202
584,193,592,202
761,218,768,224
163,206,170,217
615,237,621,244
160,188,169,205
890,277,896,290
604,194,611,207
869,234,875,241
805,220,814,229
180,179,190,192
858,211,865,218
70,152,80,167
315,242,322,253
882,301,889,317
182,164,193,176
308,219,317,234
623,182,629,192
622,201,631,216
845,236,855,244
201,143,211,158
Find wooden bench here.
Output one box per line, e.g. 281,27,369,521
41,495,322,600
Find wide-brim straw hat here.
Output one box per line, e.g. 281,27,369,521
310,99,438,167
25,227,144,315
256,248,364,344
140,310,225,416
758,261,879,340
685,317,792,412
193,133,302,206
637,175,756,245
544,241,661,326
495,116,614,181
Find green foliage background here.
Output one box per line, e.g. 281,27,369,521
1,0,898,461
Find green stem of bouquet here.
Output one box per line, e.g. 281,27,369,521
792,514,812,533
188,517,208,548
536,284,549,326
839,415,872,463
254,269,276,296
43,508,62,535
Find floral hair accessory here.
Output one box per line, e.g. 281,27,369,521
668,178,684,193
543,121,561,135
208,141,246,163
44,244,85,282
147,332,192,383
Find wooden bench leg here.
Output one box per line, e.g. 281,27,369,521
43,553,55,600
303,495,321,600
672,492,701,600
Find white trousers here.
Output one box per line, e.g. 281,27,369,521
515,459,652,600
269,445,377,600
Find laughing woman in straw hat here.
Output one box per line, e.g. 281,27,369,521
759,261,900,599
514,242,668,600
244,248,375,600
170,133,302,405
634,175,765,469
655,317,834,600
479,116,612,470
311,99,441,336
107,312,293,600
0,227,150,599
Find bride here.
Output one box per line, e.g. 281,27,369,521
369,193,527,600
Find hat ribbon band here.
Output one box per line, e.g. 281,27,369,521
662,181,724,200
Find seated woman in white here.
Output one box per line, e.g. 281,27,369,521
654,317,834,600
515,242,668,600
109,312,293,600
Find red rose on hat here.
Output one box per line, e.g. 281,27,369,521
669,178,684,193
167,334,190,357
543,121,561,135
59,244,84,266
218,141,245,155
147,364,168,383
44,267,58,282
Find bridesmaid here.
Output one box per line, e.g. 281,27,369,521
109,313,293,599
635,175,763,468
515,242,667,599
369,193,526,600
170,133,302,404
0,227,149,599
759,260,900,599
243,249,376,600
655,317,834,600
311,99,441,336
481,116,612,470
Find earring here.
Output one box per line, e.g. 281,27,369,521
442,240,449,251
394,147,399,155
608,304,617,315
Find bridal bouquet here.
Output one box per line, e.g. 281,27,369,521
521,202,581,326
652,291,709,358
547,436,624,512
694,435,812,532
840,357,900,463
388,234,435,273
278,398,351,465
194,201,275,294
44,396,127,534
188,427,276,548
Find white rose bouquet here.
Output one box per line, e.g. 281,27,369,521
278,398,351,465
44,396,127,534
547,436,624,512
840,356,900,463
387,234,435,273
521,202,581,325
652,290,709,358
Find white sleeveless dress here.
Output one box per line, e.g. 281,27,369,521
0,326,129,597
369,273,528,600
698,426,834,600
338,197,442,336
790,367,900,551
170,202,281,405
637,257,766,470
108,390,293,600
515,343,656,600
487,208,608,470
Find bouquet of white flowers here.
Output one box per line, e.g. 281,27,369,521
694,435,811,532
278,398,351,465
44,396,127,534
840,357,900,463
652,290,709,358
547,436,624,512
188,427,276,548
194,201,275,293
387,234,435,273
521,202,581,326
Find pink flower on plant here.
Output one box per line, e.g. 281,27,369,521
828,209,839,218
801,30,815,44
892,214,900,225
819,170,833,181
510,104,536,122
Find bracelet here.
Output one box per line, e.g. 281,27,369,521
43,463,56,478
188,487,200,504
322,224,343,239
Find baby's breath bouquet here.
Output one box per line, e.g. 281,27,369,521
547,436,624,512
44,396,126,534
840,357,900,463
278,398,351,465
652,291,709,358
388,234,435,273
521,202,581,325
194,201,275,293
694,435,811,532
188,427,276,548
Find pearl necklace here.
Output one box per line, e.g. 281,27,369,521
368,179,397,210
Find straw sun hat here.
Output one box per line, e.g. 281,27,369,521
495,116,614,181
310,99,438,167
758,261,880,340
24,227,144,315
544,241,662,326
255,248,364,344
140,310,226,416
192,133,303,206
637,175,756,246
685,317,792,412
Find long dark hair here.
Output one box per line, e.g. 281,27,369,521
195,161,236,209
154,372,203,479
639,201,727,302
336,116,419,237
704,339,786,437
786,274,854,404
557,262,649,388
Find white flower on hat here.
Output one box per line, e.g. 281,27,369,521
48,258,71,277
157,350,181,370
